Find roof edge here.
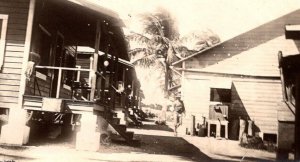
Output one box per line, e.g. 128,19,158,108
172,42,223,66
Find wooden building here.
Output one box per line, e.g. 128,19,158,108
0,0,142,150
172,9,300,142
275,24,300,160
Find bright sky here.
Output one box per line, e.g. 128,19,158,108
96,0,300,41
90,0,300,104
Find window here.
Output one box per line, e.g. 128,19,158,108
210,88,231,103
0,14,8,69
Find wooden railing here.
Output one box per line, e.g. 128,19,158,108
34,65,138,110
35,66,92,99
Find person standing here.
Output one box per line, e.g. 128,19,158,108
173,95,185,136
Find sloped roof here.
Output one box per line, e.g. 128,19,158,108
172,9,300,67
172,42,222,66
172,9,300,77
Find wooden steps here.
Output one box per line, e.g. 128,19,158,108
107,119,138,144
111,117,121,125
133,108,148,120
128,114,142,126
106,109,140,144
110,133,140,146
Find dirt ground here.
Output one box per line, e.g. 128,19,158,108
0,119,276,162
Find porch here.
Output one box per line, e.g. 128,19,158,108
0,0,142,150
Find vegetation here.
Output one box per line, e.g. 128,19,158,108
126,7,220,104
240,135,277,152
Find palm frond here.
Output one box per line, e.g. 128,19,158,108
139,13,164,36
129,48,148,57
126,32,151,45
150,35,169,47
131,53,157,67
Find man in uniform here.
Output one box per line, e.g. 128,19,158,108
173,95,185,136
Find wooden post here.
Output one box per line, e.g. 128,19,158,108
136,88,140,109
278,51,287,101
190,115,195,136
295,75,300,160
109,57,115,110
111,57,118,110
90,20,101,101
121,68,126,107
18,0,36,108
56,68,62,98
132,79,136,108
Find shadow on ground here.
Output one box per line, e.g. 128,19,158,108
131,123,174,132
214,154,274,162
0,119,273,162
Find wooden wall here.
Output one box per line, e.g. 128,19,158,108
182,72,284,136
179,9,300,137
231,80,283,134
25,73,51,97
0,0,30,109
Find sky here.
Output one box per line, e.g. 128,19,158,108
96,0,300,41
89,0,300,104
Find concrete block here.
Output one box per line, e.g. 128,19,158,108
42,98,63,112
76,112,101,151
0,124,30,145
76,131,100,151
0,109,30,145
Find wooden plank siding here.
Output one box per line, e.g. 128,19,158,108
25,74,51,97
182,73,284,135
59,86,72,99
0,0,29,109
179,9,300,138
231,81,283,134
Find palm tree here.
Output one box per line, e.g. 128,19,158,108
126,9,180,98
126,8,221,111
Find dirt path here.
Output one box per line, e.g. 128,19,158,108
0,119,275,162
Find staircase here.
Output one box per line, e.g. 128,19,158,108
104,109,139,145
133,108,148,121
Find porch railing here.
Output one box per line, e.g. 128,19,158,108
33,66,138,110
35,65,92,99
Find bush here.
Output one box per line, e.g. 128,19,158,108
155,120,166,125
147,112,156,118
240,136,266,150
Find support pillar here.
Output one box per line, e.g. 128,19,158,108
190,115,195,136
90,20,101,101
0,108,30,145
295,75,300,160
76,112,100,151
